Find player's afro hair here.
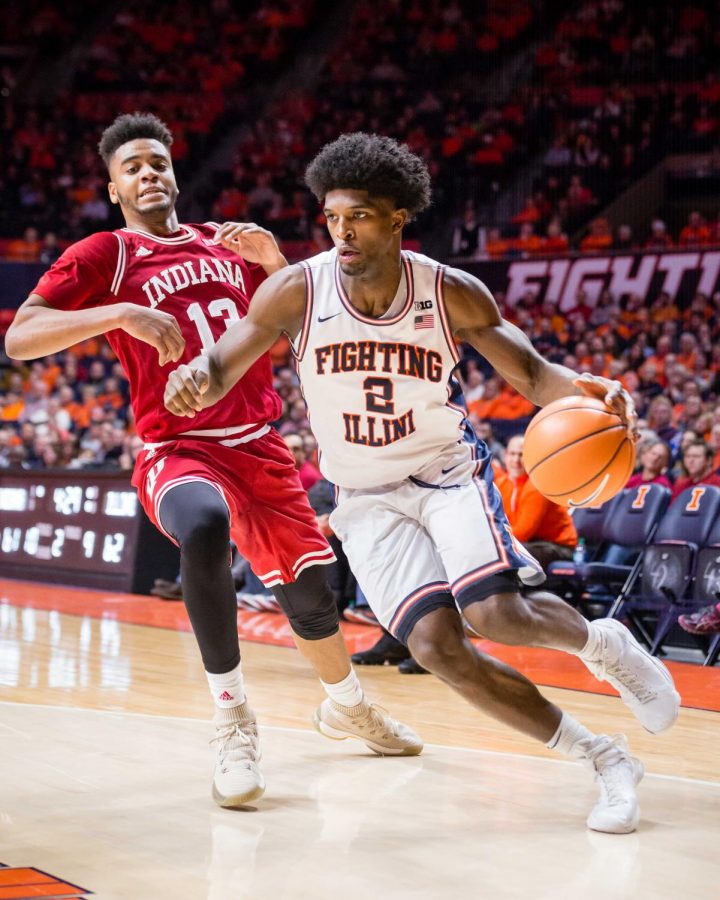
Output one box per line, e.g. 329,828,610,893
305,132,432,219
98,112,173,168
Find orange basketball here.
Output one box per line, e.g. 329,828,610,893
522,395,636,508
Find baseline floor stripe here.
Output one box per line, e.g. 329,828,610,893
2,578,719,711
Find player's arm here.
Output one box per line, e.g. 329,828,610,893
6,294,185,364
164,264,306,417
444,267,638,437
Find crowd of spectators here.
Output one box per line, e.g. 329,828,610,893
0,0,318,242
2,0,556,254
4,0,720,265
453,207,720,260
201,0,554,254
450,0,720,257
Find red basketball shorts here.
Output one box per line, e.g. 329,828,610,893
132,428,335,586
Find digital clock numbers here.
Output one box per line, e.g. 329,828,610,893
0,473,138,576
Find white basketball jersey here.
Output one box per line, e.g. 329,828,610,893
293,248,465,489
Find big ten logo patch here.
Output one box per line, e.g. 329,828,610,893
414,300,433,310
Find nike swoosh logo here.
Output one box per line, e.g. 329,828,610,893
441,464,459,474
317,313,342,323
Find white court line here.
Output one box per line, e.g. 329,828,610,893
2,700,718,789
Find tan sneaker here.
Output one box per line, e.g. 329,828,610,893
312,698,423,756
211,703,265,808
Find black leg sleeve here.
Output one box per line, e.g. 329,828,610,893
159,482,240,674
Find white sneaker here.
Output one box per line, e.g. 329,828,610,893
581,618,680,733
313,698,423,756
211,704,265,808
581,734,644,834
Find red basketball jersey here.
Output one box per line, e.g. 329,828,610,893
33,223,281,440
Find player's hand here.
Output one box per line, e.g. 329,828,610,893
574,373,639,441
164,356,211,417
119,305,185,366
213,222,287,272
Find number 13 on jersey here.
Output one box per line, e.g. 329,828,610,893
186,298,241,351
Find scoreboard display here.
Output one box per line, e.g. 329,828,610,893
0,470,179,593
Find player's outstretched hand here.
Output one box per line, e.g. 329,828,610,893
120,305,185,366
574,373,639,441
213,222,285,271
164,356,211,417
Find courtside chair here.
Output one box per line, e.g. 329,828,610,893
580,484,671,628
617,485,720,654
546,494,620,604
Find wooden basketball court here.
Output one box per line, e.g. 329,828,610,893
0,577,718,899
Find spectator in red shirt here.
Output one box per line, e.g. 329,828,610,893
671,440,720,502
678,211,711,247
284,432,322,491
626,441,672,489
542,218,569,254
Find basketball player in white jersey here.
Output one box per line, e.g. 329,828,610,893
165,133,680,833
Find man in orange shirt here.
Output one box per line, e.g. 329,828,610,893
496,434,578,570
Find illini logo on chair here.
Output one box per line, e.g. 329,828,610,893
631,485,652,509
685,486,707,512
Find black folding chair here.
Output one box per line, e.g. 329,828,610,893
617,485,720,654
577,484,671,620
545,495,619,602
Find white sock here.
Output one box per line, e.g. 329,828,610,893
575,620,602,661
206,661,246,709
321,668,365,710
546,712,596,759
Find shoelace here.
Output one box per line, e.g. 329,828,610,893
595,760,631,807
211,723,258,773
348,704,398,739
602,660,656,704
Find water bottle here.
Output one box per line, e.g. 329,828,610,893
573,537,586,566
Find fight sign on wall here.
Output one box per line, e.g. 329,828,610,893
463,250,720,310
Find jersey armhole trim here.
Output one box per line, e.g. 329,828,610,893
435,265,460,364
110,232,127,296
291,262,314,361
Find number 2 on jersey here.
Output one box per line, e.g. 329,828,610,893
186,298,241,351
363,376,395,415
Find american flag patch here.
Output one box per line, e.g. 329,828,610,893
414,314,434,329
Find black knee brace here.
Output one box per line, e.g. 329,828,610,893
271,564,340,640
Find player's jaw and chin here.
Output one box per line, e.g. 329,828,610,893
337,255,366,276
116,186,177,220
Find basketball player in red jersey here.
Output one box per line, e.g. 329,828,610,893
5,114,421,809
